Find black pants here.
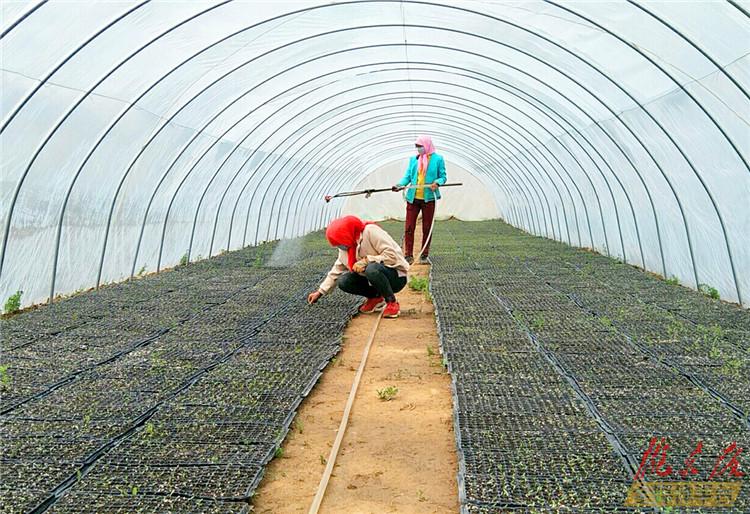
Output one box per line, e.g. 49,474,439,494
338,262,407,303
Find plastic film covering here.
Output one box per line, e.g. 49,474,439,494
0,1,748,308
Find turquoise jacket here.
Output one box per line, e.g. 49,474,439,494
397,153,447,203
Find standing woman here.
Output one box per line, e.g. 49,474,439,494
392,135,447,264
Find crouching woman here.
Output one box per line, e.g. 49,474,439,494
307,216,410,318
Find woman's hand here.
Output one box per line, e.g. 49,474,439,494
391,185,403,192
352,260,368,273
307,291,322,304
430,182,439,192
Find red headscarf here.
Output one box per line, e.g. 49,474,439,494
325,215,377,270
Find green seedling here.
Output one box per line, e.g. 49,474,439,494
667,319,683,342
0,365,11,390
698,283,720,300
721,358,745,378
531,316,545,330
179,253,189,266
144,422,156,438
137,266,146,277
377,385,399,401
426,345,436,357
150,349,167,369
3,290,22,314
274,447,284,459
665,276,679,286
599,316,612,328
408,276,429,292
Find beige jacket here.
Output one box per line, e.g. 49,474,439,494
318,224,410,295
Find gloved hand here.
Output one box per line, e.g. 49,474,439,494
307,291,322,304
352,260,367,273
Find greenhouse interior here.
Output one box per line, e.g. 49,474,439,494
1,1,748,512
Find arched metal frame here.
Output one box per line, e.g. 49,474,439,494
150,56,627,270
287,138,517,236
0,0,745,304
246,111,558,245
0,0,48,40
298,133,529,234
260,95,576,247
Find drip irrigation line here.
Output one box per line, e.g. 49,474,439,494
0,329,167,416
561,259,750,356
1,272,273,416
309,310,383,514
8,285,179,352
434,224,658,513
485,287,642,477
25,284,313,513
527,263,750,430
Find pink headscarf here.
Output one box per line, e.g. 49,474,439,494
415,135,435,171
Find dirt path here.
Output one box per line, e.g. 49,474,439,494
252,224,458,513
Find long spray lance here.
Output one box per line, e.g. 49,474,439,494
323,183,463,203
323,183,463,260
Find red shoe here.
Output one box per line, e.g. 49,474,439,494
359,296,385,313
383,301,400,318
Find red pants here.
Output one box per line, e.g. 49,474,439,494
404,199,436,257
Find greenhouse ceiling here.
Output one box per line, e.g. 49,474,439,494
0,0,748,308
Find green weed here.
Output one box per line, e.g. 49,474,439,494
698,283,720,300
408,276,429,292
665,276,679,286
3,290,22,314
179,253,189,266
376,385,399,401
